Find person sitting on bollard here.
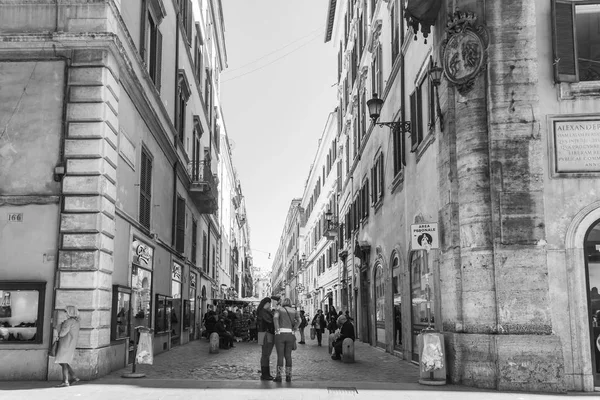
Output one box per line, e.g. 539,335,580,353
215,313,235,349
331,315,355,360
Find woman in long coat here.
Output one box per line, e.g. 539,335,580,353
54,306,81,387
257,297,276,380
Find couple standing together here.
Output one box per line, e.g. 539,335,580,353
256,295,301,382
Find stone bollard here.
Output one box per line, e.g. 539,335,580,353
328,333,336,355
341,338,355,363
209,332,219,354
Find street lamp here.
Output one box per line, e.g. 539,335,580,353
428,58,445,132
367,93,411,132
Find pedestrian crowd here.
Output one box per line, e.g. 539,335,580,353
254,296,355,382
201,304,259,348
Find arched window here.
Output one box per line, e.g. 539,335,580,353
374,263,386,347
585,219,600,382
392,254,402,349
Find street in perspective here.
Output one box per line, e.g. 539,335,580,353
1,0,600,399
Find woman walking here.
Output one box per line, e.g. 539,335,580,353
273,298,300,382
298,310,307,344
54,306,81,387
311,309,327,346
257,297,276,380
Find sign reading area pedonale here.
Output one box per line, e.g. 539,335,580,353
554,120,600,173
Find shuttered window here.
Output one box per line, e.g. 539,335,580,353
552,0,577,82
191,219,197,264
141,4,163,92
194,25,203,83
392,118,406,176
372,153,384,205
175,197,186,254
139,148,153,229
391,0,400,64
552,0,600,83
202,232,208,272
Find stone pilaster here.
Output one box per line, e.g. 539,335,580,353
52,49,119,380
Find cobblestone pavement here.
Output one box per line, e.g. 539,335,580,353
102,335,421,383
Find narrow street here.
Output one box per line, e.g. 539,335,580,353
103,336,421,383
0,336,594,399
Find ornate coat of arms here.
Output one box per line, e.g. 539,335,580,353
440,10,489,94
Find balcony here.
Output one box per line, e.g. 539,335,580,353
188,159,218,214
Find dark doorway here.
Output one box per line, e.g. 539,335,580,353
584,219,600,386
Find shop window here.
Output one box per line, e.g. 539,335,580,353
171,263,183,345
189,273,197,337
410,250,434,361
552,1,600,83
131,266,152,329
111,285,131,341
0,282,45,344
374,265,386,347
155,294,172,334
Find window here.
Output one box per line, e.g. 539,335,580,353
179,0,193,45
176,71,191,146
175,196,185,254
410,77,434,150
392,116,406,176
155,294,172,334
202,232,208,272
139,147,153,230
371,153,384,205
360,90,366,142
111,285,131,341
0,282,45,344
375,264,386,346
552,1,600,82
194,24,204,83
211,245,216,279
140,2,163,91
131,265,152,328
372,45,383,96
391,0,400,64
361,179,370,219
191,219,198,264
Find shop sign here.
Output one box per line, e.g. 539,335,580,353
411,223,439,250
172,263,182,282
132,239,153,268
553,119,600,173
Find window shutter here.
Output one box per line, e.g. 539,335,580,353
552,0,577,83
139,0,148,59
410,91,418,150
176,197,185,253
139,149,152,229
379,154,384,198
155,29,163,92
191,219,197,264
186,0,193,44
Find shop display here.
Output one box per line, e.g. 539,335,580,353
0,289,41,343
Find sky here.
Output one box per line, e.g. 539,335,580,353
220,1,338,274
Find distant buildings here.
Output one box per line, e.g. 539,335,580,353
0,0,252,380
271,0,600,393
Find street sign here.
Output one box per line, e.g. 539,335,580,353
411,223,439,251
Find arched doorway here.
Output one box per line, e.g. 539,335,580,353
584,219,600,385
391,254,402,351
374,263,386,348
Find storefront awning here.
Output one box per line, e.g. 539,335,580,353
405,0,442,43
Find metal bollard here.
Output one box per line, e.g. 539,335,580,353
209,332,219,354
341,338,355,363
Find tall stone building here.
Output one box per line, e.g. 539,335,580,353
317,0,600,392
0,0,250,381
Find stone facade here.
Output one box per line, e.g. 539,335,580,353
270,0,600,393
0,0,251,381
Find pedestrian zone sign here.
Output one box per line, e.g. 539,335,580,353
411,223,439,251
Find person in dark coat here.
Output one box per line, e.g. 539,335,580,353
215,313,235,348
298,310,307,344
257,297,276,380
311,309,327,346
331,315,355,360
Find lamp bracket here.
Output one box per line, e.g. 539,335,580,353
374,121,411,132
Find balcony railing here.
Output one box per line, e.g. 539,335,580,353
187,159,218,214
